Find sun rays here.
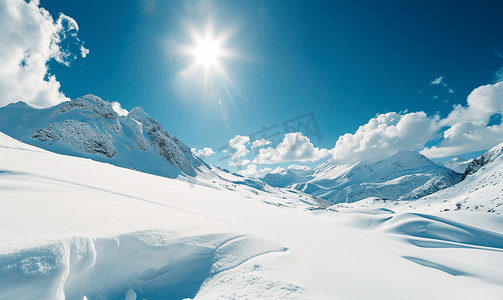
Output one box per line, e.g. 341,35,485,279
170,10,240,97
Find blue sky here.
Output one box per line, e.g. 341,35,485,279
2,0,503,175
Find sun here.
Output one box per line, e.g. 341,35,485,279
195,38,220,66
173,11,244,97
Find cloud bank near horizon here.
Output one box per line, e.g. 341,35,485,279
330,79,502,162
220,78,503,177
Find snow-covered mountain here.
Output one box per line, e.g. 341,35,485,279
419,141,503,214
462,142,503,179
2,125,503,300
261,167,311,188
262,150,462,204
0,96,331,209
333,141,503,216
0,95,200,178
444,157,473,173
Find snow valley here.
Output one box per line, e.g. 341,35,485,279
1,98,503,299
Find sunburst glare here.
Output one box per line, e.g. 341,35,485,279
171,7,243,101
195,38,220,65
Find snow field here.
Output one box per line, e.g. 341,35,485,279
1,133,503,299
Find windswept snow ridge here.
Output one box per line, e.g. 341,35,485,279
0,232,291,300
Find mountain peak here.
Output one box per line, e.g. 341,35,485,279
377,149,434,169
444,157,472,173
48,94,118,120
0,95,197,178
392,149,426,159
463,141,503,179
448,157,468,163
77,94,105,103
4,101,34,109
128,106,148,117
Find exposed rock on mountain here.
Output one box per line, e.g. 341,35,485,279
462,142,503,180
0,95,197,177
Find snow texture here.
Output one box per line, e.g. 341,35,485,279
444,157,473,173
0,95,196,177
263,150,462,204
463,142,503,179
1,131,503,299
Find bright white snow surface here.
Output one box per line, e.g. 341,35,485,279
444,157,473,174
262,150,462,203
1,132,503,300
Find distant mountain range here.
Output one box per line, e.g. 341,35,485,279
2,95,500,206
262,150,463,203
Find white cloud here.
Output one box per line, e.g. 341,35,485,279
420,120,503,158
228,159,250,166
111,101,128,116
331,112,440,163
429,75,451,92
228,135,250,160
253,132,330,164
191,147,215,158
238,164,258,176
256,167,273,177
0,0,87,108
80,44,89,58
251,138,272,149
420,81,503,157
441,81,503,126
448,88,454,94
287,164,309,171
233,77,503,165
430,76,444,85
237,164,273,178
332,81,503,161
270,167,285,174
430,95,439,100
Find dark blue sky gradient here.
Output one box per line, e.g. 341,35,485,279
41,0,503,167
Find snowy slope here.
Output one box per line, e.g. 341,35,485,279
0,96,330,209
463,142,503,179
329,142,503,215
262,150,462,204
417,141,503,214
444,157,473,173
2,132,503,300
261,168,310,188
